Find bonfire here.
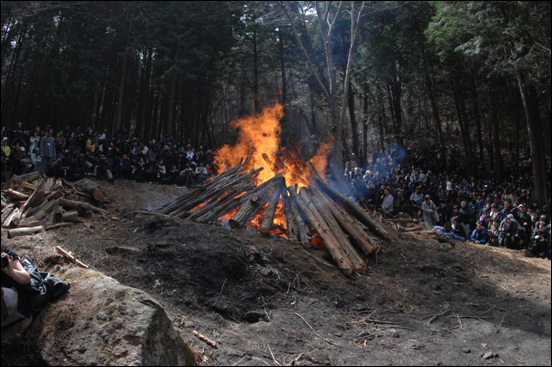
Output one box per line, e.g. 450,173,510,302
156,102,388,275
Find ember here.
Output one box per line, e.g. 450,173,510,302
156,102,387,275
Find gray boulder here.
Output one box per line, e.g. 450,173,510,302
34,268,196,366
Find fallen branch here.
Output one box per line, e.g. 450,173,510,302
294,312,337,346
192,330,217,349
427,309,451,325
55,245,90,269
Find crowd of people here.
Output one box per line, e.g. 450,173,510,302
338,149,551,259
1,123,550,260
1,123,218,187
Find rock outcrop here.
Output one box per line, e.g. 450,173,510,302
31,267,196,366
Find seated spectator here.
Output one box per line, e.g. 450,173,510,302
94,154,114,182
470,220,489,244
446,216,467,241
10,144,32,175
179,163,196,187
514,203,532,249
529,221,551,259
195,162,208,184
487,218,501,246
498,214,523,249
69,153,89,181
29,147,41,171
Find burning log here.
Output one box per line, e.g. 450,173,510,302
312,173,388,238
229,175,283,229
288,186,355,275
310,185,379,255
281,189,300,243
259,178,285,235
299,187,367,274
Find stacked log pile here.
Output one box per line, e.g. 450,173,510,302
157,140,388,275
1,173,108,238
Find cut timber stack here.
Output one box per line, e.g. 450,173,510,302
2,175,108,238
156,140,387,276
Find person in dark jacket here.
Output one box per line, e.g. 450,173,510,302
529,221,551,258
498,214,523,249
470,221,489,244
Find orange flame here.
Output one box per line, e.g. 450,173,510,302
214,101,284,185
213,100,332,236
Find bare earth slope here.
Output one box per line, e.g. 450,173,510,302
4,180,551,366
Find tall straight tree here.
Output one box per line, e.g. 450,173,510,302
279,1,366,179
427,1,551,207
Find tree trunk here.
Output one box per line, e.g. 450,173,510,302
517,72,548,207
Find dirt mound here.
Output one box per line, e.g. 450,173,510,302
2,180,550,366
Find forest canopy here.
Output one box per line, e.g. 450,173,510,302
1,1,550,204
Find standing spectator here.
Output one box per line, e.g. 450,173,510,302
381,187,394,217
410,186,424,210
39,127,56,176
422,195,439,229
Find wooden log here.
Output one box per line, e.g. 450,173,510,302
19,181,38,192
56,246,90,269
300,188,367,274
286,139,309,172
59,198,109,214
19,181,45,216
2,207,21,228
281,189,299,243
73,178,104,201
8,226,44,238
156,166,242,214
61,210,79,221
5,189,29,201
310,185,379,255
200,172,284,224
1,204,15,223
285,185,310,246
261,153,279,173
288,187,354,275
168,167,260,218
19,216,40,227
398,225,424,232
43,177,56,195
9,171,41,188
179,167,262,219
259,177,285,235
312,173,388,238
32,199,59,220
45,190,64,200
229,181,274,229
271,152,286,171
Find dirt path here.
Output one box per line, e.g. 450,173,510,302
4,180,551,366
